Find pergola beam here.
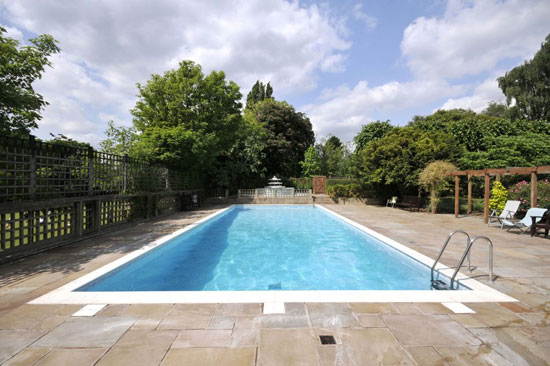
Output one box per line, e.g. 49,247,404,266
450,165,550,222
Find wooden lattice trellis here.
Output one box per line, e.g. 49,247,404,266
0,135,203,263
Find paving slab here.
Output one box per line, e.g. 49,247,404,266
96,330,177,366
2,347,50,366
405,346,449,366
382,314,481,346
349,302,398,315
307,303,359,328
160,347,256,366
0,329,45,364
467,302,527,328
208,316,236,330
435,345,515,366
340,328,414,365
258,328,319,366
261,303,309,328
172,329,232,348
157,314,212,330
216,303,261,316
33,347,106,366
32,317,135,347
356,314,385,328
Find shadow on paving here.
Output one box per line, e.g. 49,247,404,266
0,206,227,289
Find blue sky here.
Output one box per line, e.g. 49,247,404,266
1,0,549,144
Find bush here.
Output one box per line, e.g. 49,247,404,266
489,181,508,213
326,178,358,188
509,179,550,216
434,197,485,214
418,160,457,214
327,183,372,199
289,177,312,189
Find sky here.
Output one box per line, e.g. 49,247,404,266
1,0,549,145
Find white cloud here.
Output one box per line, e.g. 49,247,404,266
302,80,465,140
3,0,350,144
304,0,549,141
439,75,505,112
401,0,550,79
2,25,23,41
352,3,378,31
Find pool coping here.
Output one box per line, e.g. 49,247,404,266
29,204,517,304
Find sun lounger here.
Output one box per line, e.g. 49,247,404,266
502,207,548,233
488,200,520,229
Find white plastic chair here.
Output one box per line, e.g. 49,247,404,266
386,196,397,208
502,207,548,232
488,200,520,229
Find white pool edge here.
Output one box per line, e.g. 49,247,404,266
29,204,517,304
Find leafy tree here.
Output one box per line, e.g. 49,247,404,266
353,127,462,195
0,27,60,136
300,145,321,177
353,120,393,152
409,109,517,151
252,99,315,178
418,160,457,214
457,133,550,169
131,60,243,181
47,133,91,148
498,34,550,121
319,135,351,176
481,101,517,120
210,109,268,189
246,80,273,108
99,120,136,155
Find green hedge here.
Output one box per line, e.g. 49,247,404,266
433,196,485,213
327,183,374,199
326,178,358,188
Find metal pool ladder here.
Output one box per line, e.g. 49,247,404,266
431,230,494,290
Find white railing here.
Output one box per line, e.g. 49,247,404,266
238,188,312,198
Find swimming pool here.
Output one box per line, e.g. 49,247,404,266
30,204,516,304
78,205,459,292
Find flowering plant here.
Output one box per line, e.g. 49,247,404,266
508,179,550,216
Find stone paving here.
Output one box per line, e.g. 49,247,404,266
0,204,549,365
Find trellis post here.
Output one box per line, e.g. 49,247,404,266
29,135,36,200
484,172,490,224
531,170,538,207
87,146,94,196
454,175,459,218
467,174,472,214
74,200,83,238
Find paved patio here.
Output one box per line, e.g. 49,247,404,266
0,204,549,365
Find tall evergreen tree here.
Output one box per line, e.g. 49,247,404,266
498,34,550,121
246,80,274,108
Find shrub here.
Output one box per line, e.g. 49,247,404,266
489,181,508,213
418,161,457,214
508,179,550,216
327,183,371,199
289,177,312,190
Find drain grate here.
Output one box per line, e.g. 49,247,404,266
319,335,336,345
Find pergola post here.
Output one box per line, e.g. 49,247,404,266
467,174,472,214
484,173,490,224
531,171,538,207
454,175,460,218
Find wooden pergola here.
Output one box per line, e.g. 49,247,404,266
450,165,550,223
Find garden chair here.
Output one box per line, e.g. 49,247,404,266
502,207,548,233
488,200,520,229
386,196,397,208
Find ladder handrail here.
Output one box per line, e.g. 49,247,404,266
450,235,494,289
431,230,471,282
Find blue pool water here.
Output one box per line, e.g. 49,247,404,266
79,205,460,291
